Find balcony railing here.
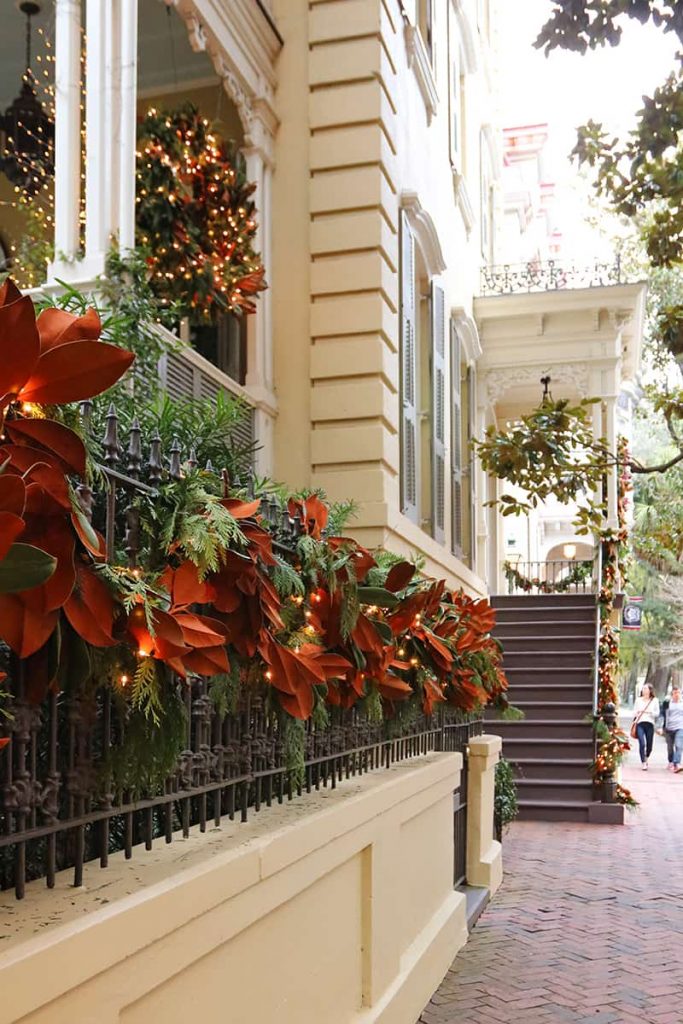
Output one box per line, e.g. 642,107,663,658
502,559,596,595
480,257,625,296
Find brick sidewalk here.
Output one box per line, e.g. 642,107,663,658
418,747,683,1024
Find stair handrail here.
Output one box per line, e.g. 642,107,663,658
592,540,603,718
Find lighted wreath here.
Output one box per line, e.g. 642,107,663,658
136,104,266,319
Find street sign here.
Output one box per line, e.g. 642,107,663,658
623,598,643,631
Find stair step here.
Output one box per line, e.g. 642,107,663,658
500,635,595,652
517,778,594,802
492,594,596,608
507,685,594,703
491,719,592,740
502,651,594,668
495,606,596,623
510,757,592,781
511,701,593,720
496,620,596,638
518,801,593,823
493,737,596,760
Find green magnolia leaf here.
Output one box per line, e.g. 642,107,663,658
0,543,57,594
356,586,400,609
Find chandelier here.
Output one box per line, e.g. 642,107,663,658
0,2,54,195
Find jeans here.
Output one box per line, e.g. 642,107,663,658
666,729,677,764
636,722,654,763
673,729,683,767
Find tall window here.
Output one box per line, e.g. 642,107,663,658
450,320,478,567
400,211,445,541
449,35,466,170
480,133,494,261
417,0,434,63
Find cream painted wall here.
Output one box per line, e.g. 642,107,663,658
269,0,498,597
0,754,485,1024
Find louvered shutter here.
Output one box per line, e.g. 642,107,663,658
450,318,463,556
400,212,418,522
467,364,477,567
431,283,446,544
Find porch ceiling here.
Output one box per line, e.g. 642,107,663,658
474,281,647,420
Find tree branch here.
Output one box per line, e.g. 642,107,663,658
628,450,683,474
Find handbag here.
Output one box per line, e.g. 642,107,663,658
630,697,653,739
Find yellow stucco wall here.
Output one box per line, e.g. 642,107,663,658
270,0,491,596
0,754,477,1024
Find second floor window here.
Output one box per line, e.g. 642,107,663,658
417,0,434,63
400,211,445,543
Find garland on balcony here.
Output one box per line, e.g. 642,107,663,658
0,282,510,770
136,104,266,319
502,559,592,594
592,437,635,806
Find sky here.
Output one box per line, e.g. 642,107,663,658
496,1,680,260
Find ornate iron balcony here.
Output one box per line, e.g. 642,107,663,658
480,256,624,296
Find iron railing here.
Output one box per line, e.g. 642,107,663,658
442,720,483,886
480,257,624,296
503,558,596,595
0,405,480,899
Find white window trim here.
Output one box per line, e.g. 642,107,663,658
404,23,439,123
450,308,482,362
453,170,476,236
449,0,479,73
400,191,447,277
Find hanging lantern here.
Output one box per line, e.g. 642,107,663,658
0,2,54,195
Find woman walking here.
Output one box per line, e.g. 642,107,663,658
632,683,660,770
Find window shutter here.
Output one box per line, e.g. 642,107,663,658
400,212,418,523
467,364,477,567
431,283,446,544
450,317,463,556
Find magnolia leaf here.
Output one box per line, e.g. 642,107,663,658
0,543,57,594
357,586,400,609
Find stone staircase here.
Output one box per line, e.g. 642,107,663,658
488,593,598,822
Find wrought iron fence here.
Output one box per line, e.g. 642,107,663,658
442,720,483,886
0,404,481,899
503,559,596,595
480,257,624,296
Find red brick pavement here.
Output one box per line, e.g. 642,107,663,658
418,745,683,1024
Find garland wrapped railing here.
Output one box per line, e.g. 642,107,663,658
0,282,505,896
503,558,594,595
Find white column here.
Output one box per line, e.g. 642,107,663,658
118,0,138,253
244,136,277,478
605,395,618,528
83,0,110,275
50,0,82,276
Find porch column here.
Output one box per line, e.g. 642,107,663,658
83,0,110,276
118,0,138,253
50,0,82,278
243,117,277,477
605,394,618,528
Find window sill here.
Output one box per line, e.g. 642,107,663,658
404,24,438,123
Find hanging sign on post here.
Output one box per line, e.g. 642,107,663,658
622,597,643,631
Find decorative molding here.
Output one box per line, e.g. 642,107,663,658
450,0,479,73
483,363,590,404
400,191,447,277
453,169,475,235
172,0,281,163
451,307,482,362
607,308,634,332
481,122,502,176
404,24,439,123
